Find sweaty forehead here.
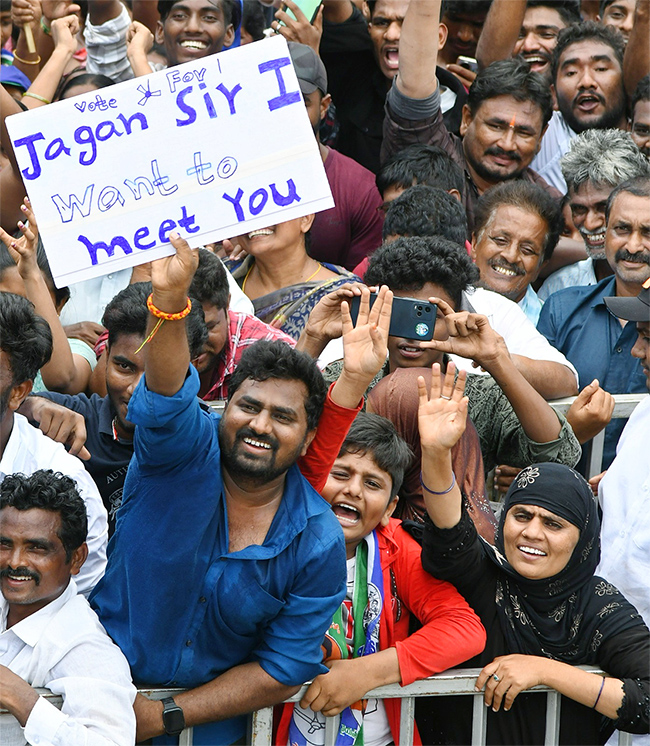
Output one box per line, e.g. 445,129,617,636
476,96,543,125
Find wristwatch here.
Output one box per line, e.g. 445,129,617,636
161,697,185,736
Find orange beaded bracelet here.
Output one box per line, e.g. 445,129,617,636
133,294,193,354
146,293,192,320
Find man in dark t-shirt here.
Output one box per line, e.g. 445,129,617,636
319,0,468,173
19,282,207,534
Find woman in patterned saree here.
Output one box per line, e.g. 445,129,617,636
227,214,358,340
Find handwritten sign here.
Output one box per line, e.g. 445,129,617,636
6,36,333,287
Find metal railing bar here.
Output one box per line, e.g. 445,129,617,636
399,695,415,745
544,690,561,746
471,691,487,745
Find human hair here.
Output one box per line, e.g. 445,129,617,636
339,413,412,499
632,74,650,116
561,129,650,193
383,185,468,246
227,340,327,431
189,249,230,311
376,144,464,196
102,282,208,358
0,240,70,309
467,58,554,128
158,0,240,28
441,0,493,18
242,0,265,41
0,470,87,562
56,73,114,101
605,175,650,222
473,180,563,262
0,0,12,12
527,0,581,25
551,21,625,82
364,236,480,308
0,292,52,385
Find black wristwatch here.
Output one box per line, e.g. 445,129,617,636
161,697,185,736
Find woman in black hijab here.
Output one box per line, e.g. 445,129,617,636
415,363,649,745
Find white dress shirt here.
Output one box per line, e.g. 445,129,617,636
530,110,576,193
460,287,579,383
0,579,136,746
537,258,598,302
0,414,108,596
597,395,650,626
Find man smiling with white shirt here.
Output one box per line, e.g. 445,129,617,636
0,469,135,746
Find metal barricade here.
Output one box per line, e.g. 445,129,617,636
13,667,635,746
548,392,646,478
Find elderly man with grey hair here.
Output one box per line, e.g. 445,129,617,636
539,129,650,300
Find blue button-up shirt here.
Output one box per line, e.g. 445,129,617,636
91,367,346,745
537,277,646,471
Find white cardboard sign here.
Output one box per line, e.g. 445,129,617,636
6,35,333,287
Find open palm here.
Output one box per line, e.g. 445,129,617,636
418,362,469,451
341,285,393,380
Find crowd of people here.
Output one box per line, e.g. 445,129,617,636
0,0,649,744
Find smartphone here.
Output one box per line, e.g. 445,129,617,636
349,294,437,341
456,55,479,72
278,0,321,25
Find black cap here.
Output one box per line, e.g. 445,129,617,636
604,277,650,322
287,42,327,95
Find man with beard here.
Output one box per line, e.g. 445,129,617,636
90,234,395,744
18,282,208,536
531,21,628,191
537,176,650,473
288,42,384,270
539,128,650,299
470,180,563,324
381,0,561,234
0,293,108,596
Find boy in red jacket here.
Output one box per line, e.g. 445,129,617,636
280,413,486,746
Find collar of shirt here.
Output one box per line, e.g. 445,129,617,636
0,579,77,642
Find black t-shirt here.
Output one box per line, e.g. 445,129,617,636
320,6,467,173
413,510,650,745
35,393,133,536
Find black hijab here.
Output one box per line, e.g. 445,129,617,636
482,463,644,662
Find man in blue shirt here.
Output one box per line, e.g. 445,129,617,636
538,176,650,473
90,235,394,744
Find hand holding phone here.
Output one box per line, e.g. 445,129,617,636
349,293,437,341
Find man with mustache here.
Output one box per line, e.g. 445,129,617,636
0,470,136,746
0,292,108,597
539,128,650,300
537,176,650,474
381,0,562,235
471,180,563,324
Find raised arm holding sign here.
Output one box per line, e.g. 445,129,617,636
6,35,333,287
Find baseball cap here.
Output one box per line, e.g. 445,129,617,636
287,42,327,96
604,277,650,322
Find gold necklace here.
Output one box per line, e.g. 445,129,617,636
242,261,322,294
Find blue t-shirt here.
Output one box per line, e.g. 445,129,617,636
91,367,346,744
537,276,646,472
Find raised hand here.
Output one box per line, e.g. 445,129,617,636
340,285,393,382
418,362,468,452
51,13,80,54
149,232,198,307
272,0,324,52
0,197,40,282
421,297,507,371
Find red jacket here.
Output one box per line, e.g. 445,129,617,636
277,518,486,745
